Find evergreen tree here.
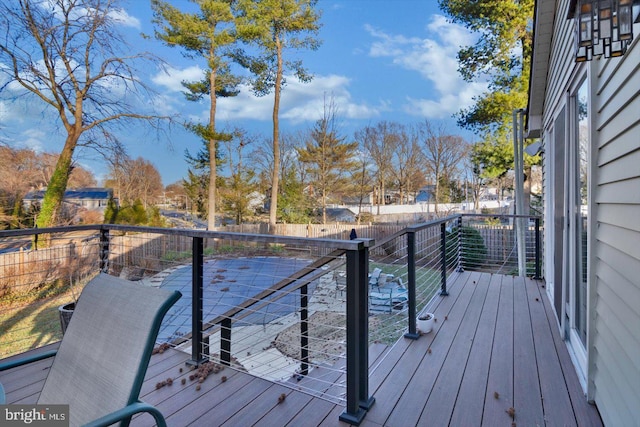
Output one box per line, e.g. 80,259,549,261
297,99,358,224
438,0,534,135
183,169,209,218
235,0,321,230
103,197,119,224
219,129,258,225
439,1,538,208
152,0,240,230
278,167,313,224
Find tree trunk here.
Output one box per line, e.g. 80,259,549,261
269,39,283,233
322,187,327,224
36,132,79,228
434,176,440,215
524,165,531,216
207,60,218,231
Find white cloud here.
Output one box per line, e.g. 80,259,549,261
215,74,386,123
404,81,486,119
151,66,206,93
40,1,141,29
108,8,141,29
149,93,181,116
18,129,48,153
0,100,8,123
365,15,488,119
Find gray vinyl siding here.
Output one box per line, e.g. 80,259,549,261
590,28,640,426
543,0,575,116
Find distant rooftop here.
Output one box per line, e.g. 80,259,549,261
24,187,114,201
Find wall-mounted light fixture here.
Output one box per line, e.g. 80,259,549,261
568,0,639,61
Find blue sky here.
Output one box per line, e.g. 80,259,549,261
1,0,486,186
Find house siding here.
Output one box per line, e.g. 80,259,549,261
590,36,640,426
532,0,640,424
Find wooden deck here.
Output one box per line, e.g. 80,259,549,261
0,272,602,426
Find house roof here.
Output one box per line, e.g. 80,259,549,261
526,0,557,138
24,187,113,201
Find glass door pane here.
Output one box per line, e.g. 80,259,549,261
574,80,588,346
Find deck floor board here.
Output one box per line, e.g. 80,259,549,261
0,272,602,426
449,272,500,426
513,275,545,424
482,274,515,427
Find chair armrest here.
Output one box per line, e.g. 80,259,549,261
82,401,167,427
0,349,57,371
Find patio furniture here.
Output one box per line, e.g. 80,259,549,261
369,268,382,286
0,273,181,427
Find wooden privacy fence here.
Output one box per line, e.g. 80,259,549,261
220,223,405,241
0,242,100,297
474,226,538,264
107,232,193,275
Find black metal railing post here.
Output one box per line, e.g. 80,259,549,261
187,236,206,366
340,241,374,425
534,217,542,279
440,222,449,296
99,228,109,273
456,215,464,272
404,228,419,340
356,240,375,413
220,318,232,366
300,283,309,376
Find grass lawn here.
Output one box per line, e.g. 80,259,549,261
367,261,442,345
0,290,77,359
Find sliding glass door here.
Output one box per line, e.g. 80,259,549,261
565,77,589,374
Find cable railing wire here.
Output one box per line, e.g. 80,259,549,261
0,215,542,412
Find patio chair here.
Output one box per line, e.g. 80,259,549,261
369,268,382,286
0,273,181,427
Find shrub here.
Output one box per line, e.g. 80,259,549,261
446,226,487,271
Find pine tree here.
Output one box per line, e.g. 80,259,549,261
235,0,321,230
297,98,358,224
152,0,240,230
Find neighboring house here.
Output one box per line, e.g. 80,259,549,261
246,191,265,213
415,185,435,203
341,193,374,205
526,1,639,425
24,187,116,215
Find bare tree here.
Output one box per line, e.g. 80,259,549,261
250,130,308,216
464,155,483,211
0,0,167,228
0,147,96,216
38,153,97,188
105,156,163,208
390,125,427,204
165,181,187,208
349,150,374,224
418,120,469,214
355,122,400,213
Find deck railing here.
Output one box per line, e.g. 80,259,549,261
0,213,541,426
